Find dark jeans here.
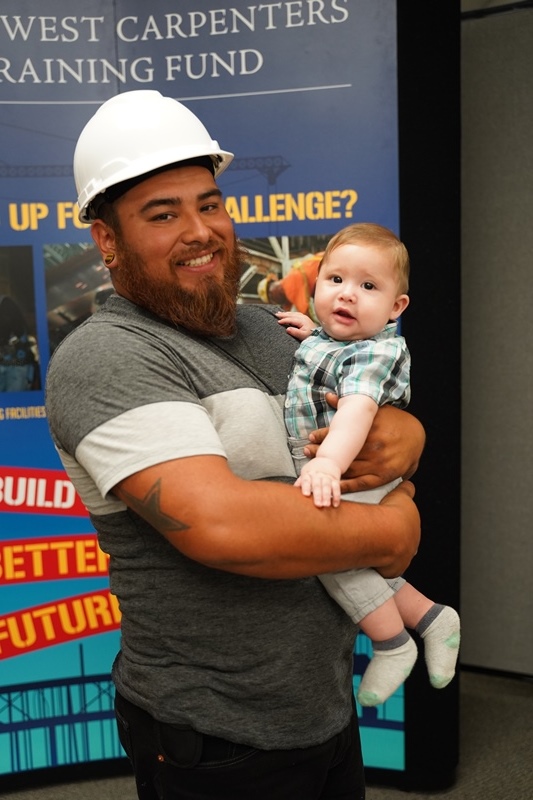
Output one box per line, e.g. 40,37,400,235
115,690,365,799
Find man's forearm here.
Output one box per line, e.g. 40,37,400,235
115,456,420,580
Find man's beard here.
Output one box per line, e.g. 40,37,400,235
113,237,246,338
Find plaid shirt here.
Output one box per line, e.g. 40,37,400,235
284,322,410,439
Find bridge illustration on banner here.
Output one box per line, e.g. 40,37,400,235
0,670,123,774
0,637,404,775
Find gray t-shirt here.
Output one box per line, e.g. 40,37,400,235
45,296,356,750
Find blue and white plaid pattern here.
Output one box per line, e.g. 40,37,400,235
284,322,410,439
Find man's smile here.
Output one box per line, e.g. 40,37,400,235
177,252,215,268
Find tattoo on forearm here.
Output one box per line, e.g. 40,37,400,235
120,479,190,533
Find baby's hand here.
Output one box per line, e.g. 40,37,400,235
295,457,342,508
276,310,317,341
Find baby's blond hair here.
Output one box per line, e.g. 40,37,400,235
320,222,410,294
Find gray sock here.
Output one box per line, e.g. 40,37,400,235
357,630,417,707
417,604,461,689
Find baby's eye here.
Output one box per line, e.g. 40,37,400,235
362,281,375,290
331,275,342,284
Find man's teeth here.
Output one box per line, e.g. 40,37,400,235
181,254,213,267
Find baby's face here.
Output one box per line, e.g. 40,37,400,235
314,243,408,341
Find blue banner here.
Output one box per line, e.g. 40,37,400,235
0,0,403,781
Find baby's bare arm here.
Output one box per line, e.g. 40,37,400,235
298,395,378,508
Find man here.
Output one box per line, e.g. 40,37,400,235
46,90,423,800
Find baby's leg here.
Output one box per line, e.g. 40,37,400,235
319,570,417,707
356,597,417,707
395,583,461,689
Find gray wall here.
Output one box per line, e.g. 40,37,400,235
461,2,533,674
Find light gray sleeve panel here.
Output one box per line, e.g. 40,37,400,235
56,448,126,516
76,400,226,501
202,388,296,480
46,308,208,458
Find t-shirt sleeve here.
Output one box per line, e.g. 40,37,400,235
46,320,226,507
338,338,411,408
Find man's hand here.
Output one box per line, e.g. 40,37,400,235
305,399,425,493
375,479,420,577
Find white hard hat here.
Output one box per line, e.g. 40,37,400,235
74,90,234,222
